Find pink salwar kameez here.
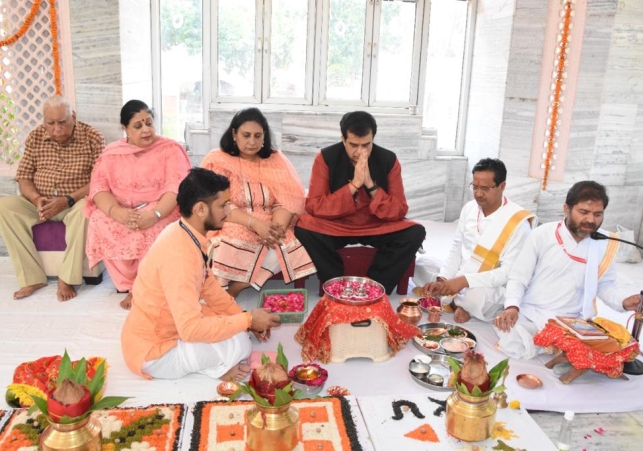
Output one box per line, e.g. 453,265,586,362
84,136,191,291
200,149,316,288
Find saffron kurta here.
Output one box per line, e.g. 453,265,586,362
200,149,316,286
84,136,191,268
121,220,251,379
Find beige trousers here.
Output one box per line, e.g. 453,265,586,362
0,195,88,287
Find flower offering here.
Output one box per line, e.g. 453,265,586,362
324,278,384,301
263,291,305,313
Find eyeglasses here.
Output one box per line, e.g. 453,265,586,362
469,182,498,193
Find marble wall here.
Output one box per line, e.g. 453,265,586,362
464,0,643,243
186,110,454,221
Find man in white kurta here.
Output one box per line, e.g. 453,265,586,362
494,181,640,359
420,158,536,323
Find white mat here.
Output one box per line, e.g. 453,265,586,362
1,219,642,418
357,394,557,450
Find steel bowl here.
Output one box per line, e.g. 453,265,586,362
292,380,324,396
322,276,386,306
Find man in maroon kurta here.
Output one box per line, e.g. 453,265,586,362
295,111,425,294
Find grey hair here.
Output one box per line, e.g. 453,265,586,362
43,95,73,117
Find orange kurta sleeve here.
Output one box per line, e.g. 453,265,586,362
121,221,249,378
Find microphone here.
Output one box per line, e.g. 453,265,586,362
590,231,643,251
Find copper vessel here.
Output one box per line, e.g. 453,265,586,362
40,415,102,451
397,298,422,326
246,403,300,451
446,391,497,442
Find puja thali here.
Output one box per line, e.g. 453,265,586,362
408,354,461,392
322,276,385,306
413,322,477,357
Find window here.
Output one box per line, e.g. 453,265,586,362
213,0,315,104
210,0,423,107
422,0,474,153
156,0,473,154
159,0,204,141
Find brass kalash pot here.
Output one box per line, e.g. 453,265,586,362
445,353,508,442
246,403,300,451
40,415,102,451
446,391,497,442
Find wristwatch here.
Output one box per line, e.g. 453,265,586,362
65,195,75,208
154,210,162,221
365,183,379,193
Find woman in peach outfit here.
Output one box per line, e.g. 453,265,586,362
84,100,191,309
200,108,316,297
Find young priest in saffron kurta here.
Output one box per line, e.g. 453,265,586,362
121,168,281,381
295,111,426,295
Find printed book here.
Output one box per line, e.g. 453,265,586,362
555,316,609,341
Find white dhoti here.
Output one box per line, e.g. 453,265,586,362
454,286,505,322
141,331,252,380
494,315,540,360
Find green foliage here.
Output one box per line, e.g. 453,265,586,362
27,350,130,424
276,343,288,371
0,91,21,164
160,0,202,56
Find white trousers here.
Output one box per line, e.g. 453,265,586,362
142,331,252,380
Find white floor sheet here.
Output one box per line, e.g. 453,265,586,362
1,220,642,421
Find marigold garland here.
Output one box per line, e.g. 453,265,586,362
541,0,573,191
49,0,62,95
0,0,42,47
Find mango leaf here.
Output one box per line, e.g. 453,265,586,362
57,350,73,386
447,356,461,376
488,358,509,390
293,388,308,400
88,396,130,412
276,343,288,372
471,386,483,397
247,385,271,407
261,353,270,365
87,361,105,402
58,413,90,424
273,384,295,407
228,386,245,402
491,385,506,394
28,395,49,416
72,358,87,386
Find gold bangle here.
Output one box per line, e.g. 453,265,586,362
248,217,255,230
107,204,116,217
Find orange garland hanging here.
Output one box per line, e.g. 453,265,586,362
541,0,573,191
49,0,62,95
0,0,43,47
0,0,62,95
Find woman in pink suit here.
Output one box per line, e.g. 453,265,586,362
84,100,191,309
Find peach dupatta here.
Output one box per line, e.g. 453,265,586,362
200,149,315,286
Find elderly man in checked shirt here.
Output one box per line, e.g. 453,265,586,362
0,95,104,301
